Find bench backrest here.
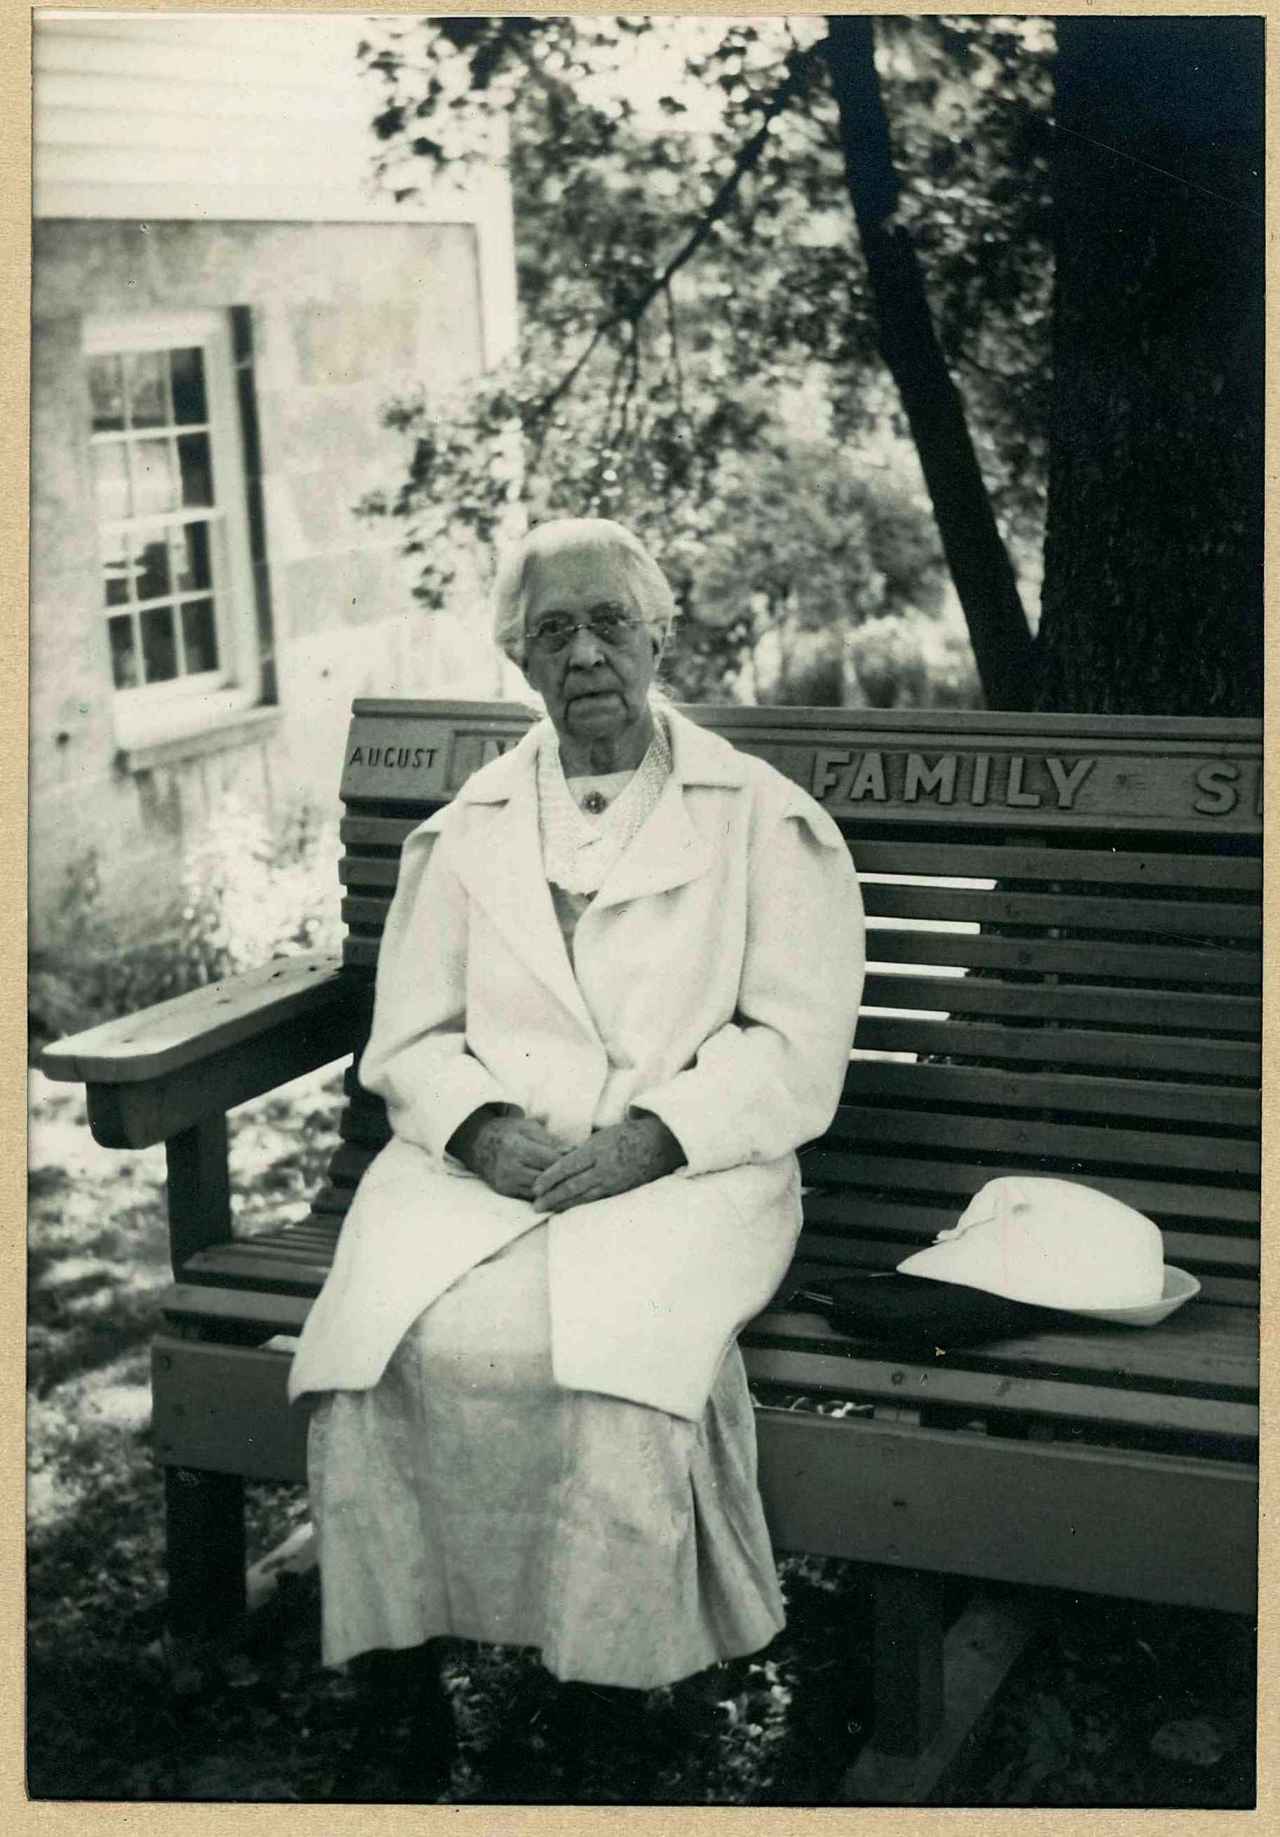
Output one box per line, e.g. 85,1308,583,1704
329,700,1263,1312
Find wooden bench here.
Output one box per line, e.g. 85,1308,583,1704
42,699,1261,1802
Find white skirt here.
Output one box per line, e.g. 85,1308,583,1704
307,1223,786,1688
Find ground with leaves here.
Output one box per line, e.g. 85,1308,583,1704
27,1068,1255,1805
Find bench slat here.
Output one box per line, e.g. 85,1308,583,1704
800,1154,1260,1226
320,1142,1261,1229
842,1059,1260,1126
761,1297,1258,1394
183,1244,334,1292
326,1072,1256,1160
825,1106,1259,1176
245,1224,341,1250
321,1149,1260,1262
340,862,1262,940
853,1016,1260,1079
848,842,1261,890
336,1099,1261,1171
163,1284,311,1333
799,1188,1258,1248
339,856,1264,940
214,1237,334,1266
859,975,1260,1039
860,882,1260,938
340,823,1260,891
340,919,1264,992
862,928,1260,986
339,857,400,890
742,1342,1258,1442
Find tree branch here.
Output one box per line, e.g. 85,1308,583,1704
530,43,821,428
663,281,686,417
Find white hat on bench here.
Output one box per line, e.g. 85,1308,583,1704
896,1176,1199,1327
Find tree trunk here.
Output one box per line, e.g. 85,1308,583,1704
823,14,1037,712
1036,17,1264,714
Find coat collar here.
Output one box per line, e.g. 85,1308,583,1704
454,705,749,806
444,709,747,1030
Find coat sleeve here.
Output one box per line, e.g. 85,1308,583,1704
631,791,865,1175
358,818,520,1161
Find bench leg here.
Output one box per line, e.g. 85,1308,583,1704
164,1465,247,1651
840,1569,1039,1804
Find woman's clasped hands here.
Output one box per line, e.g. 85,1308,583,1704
449,1106,685,1210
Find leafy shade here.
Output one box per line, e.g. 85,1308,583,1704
356,15,1053,705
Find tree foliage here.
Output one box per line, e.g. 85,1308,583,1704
356,14,1054,706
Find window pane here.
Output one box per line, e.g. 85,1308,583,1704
177,433,214,508
108,614,140,688
140,606,178,683
181,598,220,674
102,533,132,607
132,438,179,517
89,355,125,433
134,533,171,603
173,521,211,593
91,442,130,521
126,350,168,429
171,348,208,426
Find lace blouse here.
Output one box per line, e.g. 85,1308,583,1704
536,714,674,946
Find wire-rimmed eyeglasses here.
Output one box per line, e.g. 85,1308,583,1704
526,605,641,653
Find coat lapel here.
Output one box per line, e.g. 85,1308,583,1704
447,729,599,1039
590,775,713,910
442,709,748,1005
592,708,746,911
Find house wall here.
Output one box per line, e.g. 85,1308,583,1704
31,217,511,943
31,14,522,950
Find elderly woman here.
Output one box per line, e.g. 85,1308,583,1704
288,517,865,1794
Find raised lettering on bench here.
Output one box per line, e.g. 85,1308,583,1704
1045,757,1094,809
903,753,958,803
348,745,437,770
1006,757,1041,807
1194,761,1240,815
847,752,887,802
811,748,851,799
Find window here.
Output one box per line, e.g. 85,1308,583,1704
84,311,261,749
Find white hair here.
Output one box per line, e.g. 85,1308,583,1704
491,517,679,667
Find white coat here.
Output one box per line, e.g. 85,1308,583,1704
288,707,865,1421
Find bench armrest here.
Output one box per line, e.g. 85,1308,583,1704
40,954,370,1149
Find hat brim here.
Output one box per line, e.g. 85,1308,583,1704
1049,1265,1201,1327
896,1262,1201,1329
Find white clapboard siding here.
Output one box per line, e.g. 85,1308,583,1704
33,12,517,366
36,70,368,129
34,14,361,90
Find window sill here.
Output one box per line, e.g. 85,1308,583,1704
117,704,282,773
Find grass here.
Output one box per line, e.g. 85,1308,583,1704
26,1067,1256,1805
